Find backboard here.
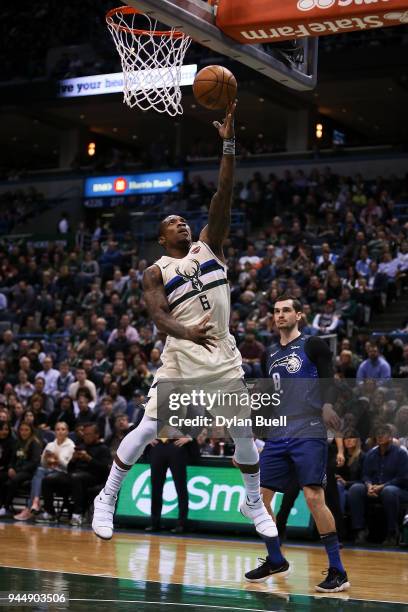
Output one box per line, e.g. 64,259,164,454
121,0,318,91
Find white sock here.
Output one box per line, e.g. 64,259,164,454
103,415,158,497
241,471,261,503
104,463,128,497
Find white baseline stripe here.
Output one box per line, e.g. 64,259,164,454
69,599,277,611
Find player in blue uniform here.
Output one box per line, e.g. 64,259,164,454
245,294,350,593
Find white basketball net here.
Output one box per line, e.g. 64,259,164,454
106,8,192,116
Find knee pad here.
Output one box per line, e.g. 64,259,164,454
232,437,259,466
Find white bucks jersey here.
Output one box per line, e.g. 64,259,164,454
146,240,243,414
155,241,230,337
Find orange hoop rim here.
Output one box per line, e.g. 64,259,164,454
106,6,187,38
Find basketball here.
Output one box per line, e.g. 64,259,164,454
193,65,237,110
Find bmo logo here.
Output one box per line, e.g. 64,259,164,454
114,177,128,193
297,0,390,10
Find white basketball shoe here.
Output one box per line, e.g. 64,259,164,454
92,489,117,540
240,496,278,538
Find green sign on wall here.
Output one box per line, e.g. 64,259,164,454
116,463,311,528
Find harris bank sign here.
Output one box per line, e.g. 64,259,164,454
84,171,184,198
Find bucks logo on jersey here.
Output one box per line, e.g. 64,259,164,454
269,352,303,375
159,243,229,317
175,259,204,292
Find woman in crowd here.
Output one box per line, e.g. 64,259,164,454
28,394,48,429
0,422,42,515
0,422,16,495
10,401,25,431
22,409,36,428
14,421,74,520
335,431,365,515
22,408,52,444
97,372,113,400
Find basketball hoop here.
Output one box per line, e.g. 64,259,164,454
106,6,192,116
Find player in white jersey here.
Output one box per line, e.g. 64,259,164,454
92,102,277,542
145,236,242,415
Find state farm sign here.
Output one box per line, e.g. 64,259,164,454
215,0,408,43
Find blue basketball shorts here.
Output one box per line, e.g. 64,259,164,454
259,438,328,492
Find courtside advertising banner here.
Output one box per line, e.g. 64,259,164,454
216,0,408,43
58,65,197,98
116,463,311,527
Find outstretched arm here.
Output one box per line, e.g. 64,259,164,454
199,102,236,262
143,265,217,351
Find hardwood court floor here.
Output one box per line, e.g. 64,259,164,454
0,522,407,611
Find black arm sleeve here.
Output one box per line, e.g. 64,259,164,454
305,336,337,405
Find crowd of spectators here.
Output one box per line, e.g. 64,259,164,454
0,166,407,540
0,188,46,234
